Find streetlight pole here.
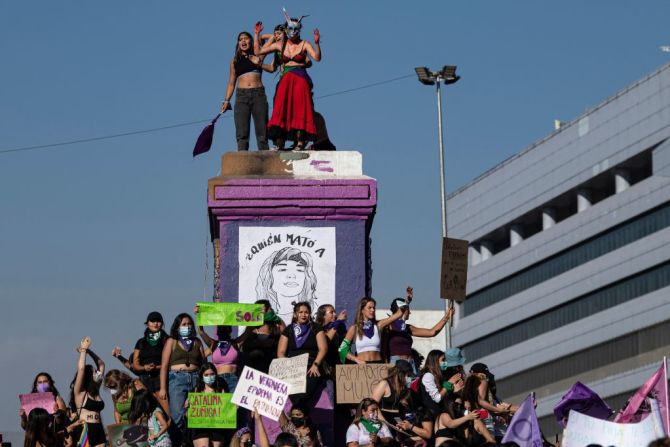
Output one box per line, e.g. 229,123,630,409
415,66,460,349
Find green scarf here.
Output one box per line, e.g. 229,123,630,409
359,418,381,435
264,310,281,324
146,331,162,347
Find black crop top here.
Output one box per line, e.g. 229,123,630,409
282,323,323,364
81,394,105,413
234,56,261,77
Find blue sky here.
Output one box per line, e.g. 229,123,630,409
1,0,669,434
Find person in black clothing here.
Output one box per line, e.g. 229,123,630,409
314,304,346,374
277,301,327,406
132,311,168,392
240,300,284,373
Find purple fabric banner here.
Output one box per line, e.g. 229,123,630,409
553,381,613,428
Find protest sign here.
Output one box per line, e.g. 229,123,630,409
107,424,149,447
269,354,309,394
187,392,236,428
563,403,666,447
196,302,263,326
440,237,468,302
231,366,289,421
19,392,55,416
335,364,390,404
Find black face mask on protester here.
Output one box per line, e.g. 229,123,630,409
291,416,305,427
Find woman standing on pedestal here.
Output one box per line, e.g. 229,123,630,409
255,10,321,150
221,31,272,151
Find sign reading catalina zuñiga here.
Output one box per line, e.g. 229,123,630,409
238,227,336,322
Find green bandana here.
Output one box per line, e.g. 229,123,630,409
360,418,381,435
146,331,161,347
264,310,281,324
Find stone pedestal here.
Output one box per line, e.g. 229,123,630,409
207,151,377,444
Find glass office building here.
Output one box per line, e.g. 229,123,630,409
447,62,670,436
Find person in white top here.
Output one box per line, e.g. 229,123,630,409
345,398,394,446
339,297,403,364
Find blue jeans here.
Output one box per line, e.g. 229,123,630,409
218,372,238,393
389,356,418,377
168,370,198,428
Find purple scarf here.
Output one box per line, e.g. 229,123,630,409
293,323,311,349
217,340,232,356
392,319,407,333
179,337,194,352
362,320,375,339
324,320,345,331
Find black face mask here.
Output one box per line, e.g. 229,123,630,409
291,416,305,427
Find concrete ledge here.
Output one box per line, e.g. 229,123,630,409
216,150,363,177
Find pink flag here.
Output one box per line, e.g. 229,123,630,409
614,358,669,433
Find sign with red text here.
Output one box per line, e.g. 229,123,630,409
187,392,236,428
196,302,263,326
231,366,289,421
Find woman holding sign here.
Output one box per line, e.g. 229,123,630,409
277,301,327,406
19,372,67,429
188,362,227,447
339,298,404,365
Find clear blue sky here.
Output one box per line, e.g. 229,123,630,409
1,0,669,434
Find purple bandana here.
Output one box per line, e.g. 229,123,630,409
392,319,407,332
362,320,375,339
324,320,345,331
217,340,232,356
179,337,194,352
293,323,311,349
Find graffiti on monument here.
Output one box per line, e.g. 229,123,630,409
238,227,336,322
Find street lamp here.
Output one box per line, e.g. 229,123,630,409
414,65,460,349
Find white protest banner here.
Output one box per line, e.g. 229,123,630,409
19,392,55,416
231,366,289,421
269,354,308,394
563,402,666,447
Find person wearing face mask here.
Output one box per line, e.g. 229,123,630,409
345,398,394,446
278,405,323,447
371,361,413,423
159,313,206,443
103,369,145,423
132,311,168,392
19,372,67,430
69,336,107,447
188,363,226,447
254,9,322,151
416,350,458,420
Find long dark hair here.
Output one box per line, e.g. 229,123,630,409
68,364,100,411
421,350,444,387
24,408,56,447
31,372,61,397
195,362,222,393
462,374,483,411
352,397,379,425
291,301,313,324
128,388,160,424
169,313,196,339
314,304,334,326
234,31,254,63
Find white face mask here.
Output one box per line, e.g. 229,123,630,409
109,388,118,396
93,371,103,383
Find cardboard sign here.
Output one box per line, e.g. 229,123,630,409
563,405,666,447
231,366,289,421
196,302,264,327
440,237,469,302
19,392,55,416
269,354,309,394
106,424,149,447
335,364,390,404
187,392,236,428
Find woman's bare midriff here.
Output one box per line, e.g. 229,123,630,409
237,73,263,89
79,408,100,423
216,364,236,374
170,363,198,372
357,351,383,363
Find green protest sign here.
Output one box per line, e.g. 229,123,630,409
195,302,263,327
187,392,236,429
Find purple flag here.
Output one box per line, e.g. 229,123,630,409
502,394,543,447
553,381,613,428
192,113,221,157
614,359,669,433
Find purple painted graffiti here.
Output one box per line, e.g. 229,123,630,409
310,160,334,172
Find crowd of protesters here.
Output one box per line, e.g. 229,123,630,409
17,291,670,447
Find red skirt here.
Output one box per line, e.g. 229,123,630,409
268,69,317,141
